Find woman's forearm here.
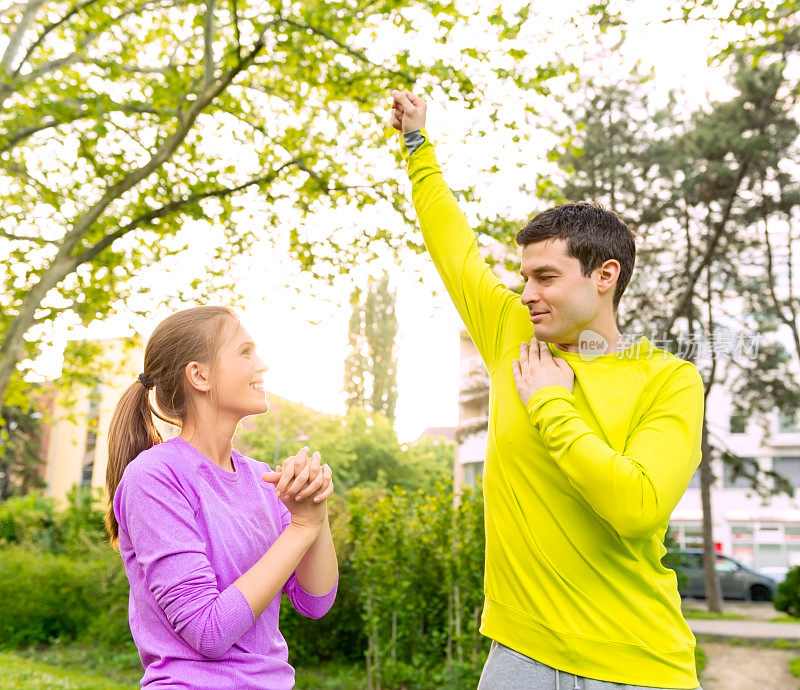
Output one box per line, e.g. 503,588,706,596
294,512,338,595
233,523,318,618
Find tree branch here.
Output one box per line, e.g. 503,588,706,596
229,0,241,57
0,228,51,245
69,160,301,268
57,27,273,258
662,74,785,337
203,0,216,90
0,0,46,78
1,98,173,154
280,17,414,83
14,0,102,74
1,0,165,105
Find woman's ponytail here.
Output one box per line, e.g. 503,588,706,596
105,380,162,544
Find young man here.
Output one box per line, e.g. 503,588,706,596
390,90,704,690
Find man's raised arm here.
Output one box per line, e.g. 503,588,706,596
390,90,527,372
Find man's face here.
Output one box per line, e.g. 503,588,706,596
519,238,602,344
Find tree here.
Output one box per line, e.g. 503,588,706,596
0,404,46,501
0,0,556,410
343,287,368,411
344,273,398,422
541,11,800,610
238,398,452,492
365,273,398,423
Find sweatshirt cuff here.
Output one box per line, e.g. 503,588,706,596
288,575,338,619
224,584,257,629
525,386,576,429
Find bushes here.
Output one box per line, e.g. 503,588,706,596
0,488,129,650
0,488,106,553
0,546,126,647
774,566,800,618
349,481,488,688
0,482,489,688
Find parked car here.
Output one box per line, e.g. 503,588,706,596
668,549,776,601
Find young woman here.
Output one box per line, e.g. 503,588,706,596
105,306,338,689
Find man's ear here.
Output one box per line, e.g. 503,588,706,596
185,361,211,393
596,259,621,297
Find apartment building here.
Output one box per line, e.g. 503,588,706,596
42,337,179,504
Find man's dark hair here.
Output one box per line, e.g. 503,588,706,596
515,202,635,311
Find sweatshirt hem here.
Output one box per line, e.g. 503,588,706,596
480,597,699,689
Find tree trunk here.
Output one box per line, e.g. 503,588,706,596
445,592,453,669
0,255,72,405
700,419,723,612
471,604,481,665
390,608,397,663
454,582,463,664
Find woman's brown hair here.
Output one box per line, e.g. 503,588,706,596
105,306,238,544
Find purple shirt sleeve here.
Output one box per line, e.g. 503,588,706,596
276,500,338,618
115,461,255,658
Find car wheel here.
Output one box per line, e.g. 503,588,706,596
750,584,772,602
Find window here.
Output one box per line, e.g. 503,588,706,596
672,523,703,549
682,552,703,568
81,384,101,488
773,457,800,488
715,555,739,573
779,408,799,433
463,462,484,487
729,414,746,434
687,469,701,489
730,522,800,572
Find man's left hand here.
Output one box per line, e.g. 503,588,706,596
512,339,575,405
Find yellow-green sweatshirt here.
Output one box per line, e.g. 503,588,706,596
403,131,703,688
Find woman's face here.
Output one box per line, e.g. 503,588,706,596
211,320,269,420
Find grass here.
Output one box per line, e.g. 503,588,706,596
681,606,746,620
12,642,141,686
771,615,800,623
695,634,800,650
0,652,137,689
5,644,369,689
295,663,367,689
790,655,800,678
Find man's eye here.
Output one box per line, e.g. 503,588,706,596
540,276,555,282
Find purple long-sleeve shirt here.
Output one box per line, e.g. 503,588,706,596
113,437,337,689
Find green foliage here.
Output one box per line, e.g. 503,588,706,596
0,546,126,648
774,566,800,617
0,0,567,409
694,644,707,676
239,401,453,493
281,496,366,666
0,479,486,687
0,404,46,500
0,651,137,690
349,482,487,687
663,528,688,592
790,653,800,678
0,492,57,547
0,487,106,553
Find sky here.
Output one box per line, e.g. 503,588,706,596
31,3,733,442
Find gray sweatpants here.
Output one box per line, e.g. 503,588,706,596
477,641,702,690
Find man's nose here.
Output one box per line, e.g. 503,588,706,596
521,284,539,305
